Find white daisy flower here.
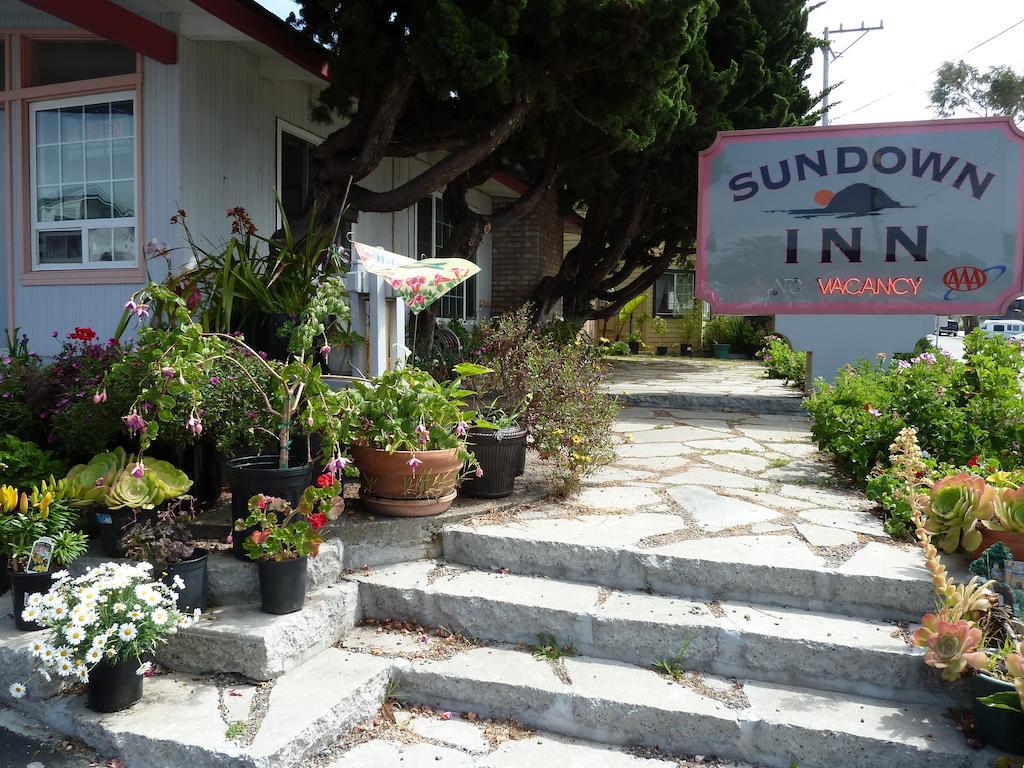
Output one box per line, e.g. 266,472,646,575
63,626,86,645
134,585,151,601
29,640,45,657
51,569,70,581
143,591,161,607
86,647,102,664
76,665,89,683
112,602,127,613
77,588,99,602
106,648,116,658
57,660,74,677
50,604,67,619
118,623,137,641
56,646,71,659
8,682,26,699
20,606,39,622
26,592,43,608
151,608,168,625
91,634,107,650
40,647,54,662
130,608,144,620
172,575,185,590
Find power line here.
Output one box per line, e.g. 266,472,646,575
831,14,1024,121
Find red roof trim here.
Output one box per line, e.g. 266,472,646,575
188,0,330,80
22,0,178,64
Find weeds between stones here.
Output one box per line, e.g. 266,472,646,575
531,633,576,661
652,636,693,681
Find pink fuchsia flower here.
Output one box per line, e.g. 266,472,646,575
320,344,331,360
122,412,147,433
455,420,468,437
187,416,203,436
133,302,150,319
92,391,107,405
327,456,349,473
415,423,430,446
130,462,145,479
475,467,483,478
408,456,423,471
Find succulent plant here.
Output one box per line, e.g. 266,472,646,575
925,473,995,553
991,486,1024,534
912,613,989,681
64,450,191,511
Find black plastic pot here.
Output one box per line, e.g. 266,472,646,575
86,656,143,713
461,426,528,499
227,456,313,560
256,557,307,614
627,340,641,354
95,508,157,557
655,346,669,356
148,438,223,508
680,343,693,357
8,570,52,631
160,549,208,612
972,673,1024,754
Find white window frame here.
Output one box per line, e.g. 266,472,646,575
275,118,324,229
654,269,695,317
29,90,138,271
415,193,474,320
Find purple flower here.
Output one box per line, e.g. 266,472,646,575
209,376,221,385
144,238,167,258
122,412,147,433
246,411,258,421
92,391,107,405
475,467,484,477
160,366,175,378
130,462,145,479
919,352,937,365
896,359,911,369
327,456,349,473
320,344,331,360
455,420,468,437
50,330,58,338
187,416,203,436
867,407,881,417
415,423,430,446
407,456,423,471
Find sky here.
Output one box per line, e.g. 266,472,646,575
257,1,1024,125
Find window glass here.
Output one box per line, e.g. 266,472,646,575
994,325,1005,332
33,95,136,268
280,130,316,224
27,40,136,87
654,271,695,317
415,196,475,319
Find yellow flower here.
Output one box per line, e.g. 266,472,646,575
19,492,28,515
571,435,582,445
0,485,17,513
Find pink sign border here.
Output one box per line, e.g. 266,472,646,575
695,116,1024,315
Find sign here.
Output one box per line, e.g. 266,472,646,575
696,118,1024,314
354,243,480,314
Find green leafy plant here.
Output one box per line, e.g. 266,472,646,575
234,489,341,561
532,633,576,661
0,435,65,490
649,316,669,339
605,340,631,356
120,496,200,568
756,335,806,386
652,636,693,682
616,295,648,341
0,482,88,573
64,448,191,511
925,473,995,554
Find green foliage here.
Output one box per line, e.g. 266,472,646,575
605,340,631,356
120,496,199,567
930,60,1024,121
649,316,669,339
234,492,332,561
704,316,766,355
652,636,693,682
0,435,65,490
474,306,618,495
225,722,246,740
532,633,576,661
970,541,1014,581
866,469,917,539
0,483,88,572
756,335,806,386
0,345,45,443
64,448,191,511
805,331,1024,483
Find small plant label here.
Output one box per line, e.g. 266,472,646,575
95,512,113,525
29,536,55,573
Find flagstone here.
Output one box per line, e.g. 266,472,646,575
734,424,812,443
766,441,820,458
616,456,692,473
576,486,665,512
583,466,658,485
778,484,876,510
726,489,817,511
794,523,860,548
750,522,790,534
759,461,834,484
407,714,491,753
684,437,765,453
611,420,662,433
630,425,728,443
660,467,761,490
667,487,782,531
703,452,772,473
616,442,692,459
798,507,885,536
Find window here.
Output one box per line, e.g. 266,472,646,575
31,93,137,269
416,195,476,319
993,324,1005,332
25,39,136,87
653,270,695,317
277,121,322,227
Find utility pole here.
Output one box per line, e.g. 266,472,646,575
821,21,884,125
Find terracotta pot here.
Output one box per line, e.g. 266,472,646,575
968,527,1024,561
350,445,462,516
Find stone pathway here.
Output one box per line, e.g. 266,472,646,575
601,358,803,413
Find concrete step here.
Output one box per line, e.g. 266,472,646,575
14,648,390,768
442,513,934,622
354,561,947,706
394,645,991,768
158,581,360,681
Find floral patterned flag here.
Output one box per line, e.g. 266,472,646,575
354,242,480,314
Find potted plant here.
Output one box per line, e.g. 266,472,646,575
650,316,670,356
0,482,88,631
113,276,353,559
11,562,196,712
234,485,342,614
626,329,644,355
120,496,208,612
63,449,192,557
340,365,482,517
460,399,530,499
616,295,648,354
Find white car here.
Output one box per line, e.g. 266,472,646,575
979,320,1024,339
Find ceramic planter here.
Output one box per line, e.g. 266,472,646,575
227,456,313,560
87,656,144,713
160,548,209,612
461,426,528,499
972,673,1024,754
256,557,307,614
969,527,1024,561
350,445,462,516
8,569,52,631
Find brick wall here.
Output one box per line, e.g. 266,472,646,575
490,188,564,316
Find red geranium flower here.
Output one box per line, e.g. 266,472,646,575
68,326,97,342
967,454,980,467
308,512,328,530
316,473,333,488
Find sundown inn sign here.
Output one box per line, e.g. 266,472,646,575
696,117,1024,314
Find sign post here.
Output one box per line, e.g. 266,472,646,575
696,117,1024,382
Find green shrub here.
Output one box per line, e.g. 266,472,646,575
606,340,631,356
0,434,65,490
756,335,806,386
805,330,1024,486
703,315,768,355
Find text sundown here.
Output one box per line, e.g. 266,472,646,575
816,276,923,296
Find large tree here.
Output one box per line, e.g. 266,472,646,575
930,60,1024,122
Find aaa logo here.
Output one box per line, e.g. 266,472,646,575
942,265,1006,299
